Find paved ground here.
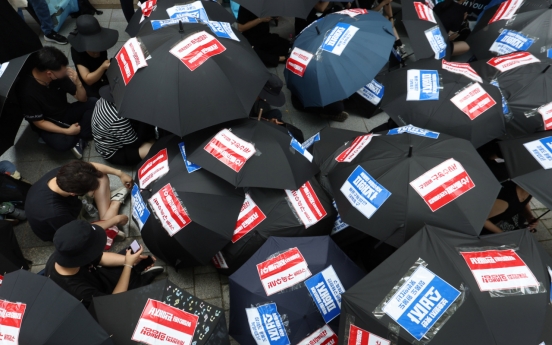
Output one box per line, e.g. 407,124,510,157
6,6,552,342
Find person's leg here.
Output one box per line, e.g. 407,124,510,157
94,174,122,220
64,98,97,140
452,41,470,56
26,0,54,35
120,0,136,22
139,141,154,159
39,129,80,151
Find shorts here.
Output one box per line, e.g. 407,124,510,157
106,143,142,166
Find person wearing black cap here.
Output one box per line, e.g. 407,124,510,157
45,220,163,308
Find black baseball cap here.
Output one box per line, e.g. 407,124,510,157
53,220,106,268
259,73,286,107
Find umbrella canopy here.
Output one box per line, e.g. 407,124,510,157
338,225,552,344
0,270,113,345
472,0,552,34
381,58,505,148
107,22,270,137
232,0,319,19
90,278,229,345
285,11,395,107
308,127,366,167
323,130,501,247
229,236,365,345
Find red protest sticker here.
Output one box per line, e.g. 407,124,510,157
0,300,26,344
348,324,391,345
232,193,267,243
116,37,148,85
212,251,228,269
335,8,368,17
414,2,436,23
138,148,169,188
204,129,256,172
450,83,496,120
141,0,156,16
257,247,312,296
286,47,314,77
538,102,552,131
335,134,373,162
148,183,192,236
441,60,482,83
410,158,475,212
0,274,3,286
170,31,225,71
297,325,338,345
131,299,198,345
488,0,523,24
487,52,540,72
285,181,327,228
460,249,540,291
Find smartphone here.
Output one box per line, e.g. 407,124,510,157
129,240,141,254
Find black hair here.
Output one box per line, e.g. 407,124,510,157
35,46,69,72
57,161,103,195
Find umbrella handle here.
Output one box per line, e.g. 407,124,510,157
257,108,263,121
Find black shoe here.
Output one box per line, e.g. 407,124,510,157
71,139,85,159
141,266,165,283
44,31,68,45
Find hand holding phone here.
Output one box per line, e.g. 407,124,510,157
129,240,141,254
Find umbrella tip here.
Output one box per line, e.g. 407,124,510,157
408,145,413,157
543,65,551,74
179,20,184,33
315,26,320,35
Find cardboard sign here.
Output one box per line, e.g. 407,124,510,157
285,181,328,228
334,8,368,17
0,300,26,345
460,249,540,291
297,325,338,345
170,31,225,71
304,266,345,323
335,134,373,162
131,299,198,345
301,132,321,150
232,193,267,243
538,102,552,130
132,184,150,230
414,2,436,22
450,83,496,120
148,183,192,236
178,142,201,173
286,48,314,77
204,129,256,172
290,138,314,162
383,266,460,341
407,69,440,101
357,79,384,105
410,158,475,212
340,165,392,219
331,200,349,235
489,30,534,56
116,37,148,85
151,17,198,30
487,52,540,72
207,21,240,41
523,136,552,169
387,125,440,139
246,303,291,345
489,80,510,115
489,0,523,24
166,1,208,22
321,23,359,56
138,148,169,188
424,26,447,60
441,60,483,83
212,251,228,269
256,247,312,296
347,325,390,345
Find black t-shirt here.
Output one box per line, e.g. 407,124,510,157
237,6,269,44
18,73,77,124
434,1,467,33
25,168,82,242
71,47,109,93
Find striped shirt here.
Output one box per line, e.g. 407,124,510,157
92,98,138,159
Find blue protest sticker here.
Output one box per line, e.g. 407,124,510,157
490,30,534,55
424,25,447,59
321,23,359,56
304,266,346,323
207,21,240,41
548,49,552,59
340,166,391,219
301,132,321,150
151,16,198,30
166,2,209,22
131,184,150,230
290,138,314,162
387,125,439,139
357,79,385,105
382,265,461,341
178,142,201,173
523,136,552,169
406,69,440,101
548,266,552,303
246,303,291,345
331,200,349,235
489,80,510,115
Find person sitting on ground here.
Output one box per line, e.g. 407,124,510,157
68,15,118,98
45,220,163,308
433,0,471,56
18,46,97,159
25,160,131,242
92,86,155,165
237,6,290,67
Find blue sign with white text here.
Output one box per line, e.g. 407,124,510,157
489,80,510,115
357,79,385,105
207,21,239,41
321,22,358,55
340,166,391,219
131,184,150,230
406,70,440,101
179,142,201,173
290,138,313,162
424,26,447,59
246,303,290,345
387,125,439,139
539,136,552,154
301,132,321,150
304,266,346,323
151,17,198,30
490,30,534,55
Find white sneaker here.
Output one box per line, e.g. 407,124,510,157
110,186,129,204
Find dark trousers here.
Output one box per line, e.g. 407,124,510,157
291,94,345,116
252,34,290,67
120,0,135,22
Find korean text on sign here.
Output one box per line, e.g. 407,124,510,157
297,325,338,345
116,37,148,85
538,102,552,131
334,8,368,17
286,47,314,77
151,17,198,30
131,184,150,230
406,69,440,101
170,31,226,71
424,26,447,60
321,23,359,56
232,193,267,243
489,30,534,56
212,251,229,269
487,52,540,72
347,324,390,345
414,2,436,22
441,60,482,83
148,183,192,236
256,247,312,296
166,1,208,21
207,21,240,41
335,134,373,162
387,124,439,139
204,129,256,172
450,83,496,120
523,136,552,169
410,158,475,212
488,0,523,24
246,303,291,345
304,266,346,323
138,148,169,188
0,300,26,345
340,165,391,219
285,181,327,228
357,79,384,106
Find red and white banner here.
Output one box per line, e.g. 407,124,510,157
297,325,338,345
286,47,314,77
232,193,267,243
460,249,540,291
0,275,3,286
413,2,436,23
140,0,156,16
169,31,226,71
335,134,373,163
149,183,192,236
489,0,523,24
212,251,228,269
487,52,540,72
0,300,26,344
538,102,552,131
348,324,390,345
441,60,482,83
450,83,496,120
410,158,475,212
285,181,327,228
204,129,256,172
116,37,148,85
138,148,169,188
257,247,312,296
335,8,368,17
132,299,198,345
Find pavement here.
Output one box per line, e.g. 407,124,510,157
4,6,552,343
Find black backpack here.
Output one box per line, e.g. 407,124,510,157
0,174,31,208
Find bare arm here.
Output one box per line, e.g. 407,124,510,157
314,1,330,12
99,252,125,267
94,214,128,230
67,67,87,102
238,16,271,32
34,119,72,134
76,60,109,86
112,247,144,294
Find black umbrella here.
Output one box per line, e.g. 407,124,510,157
0,0,41,64
339,225,552,344
471,0,552,34
323,131,501,247
229,236,365,345
133,134,245,267
381,58,505,148
90,278,229,345
107,22,270,137
308,127,366,168
215,178,337,275
233,0,319,19
186,119,320,190
0,270,113,345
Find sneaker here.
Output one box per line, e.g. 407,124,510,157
44,31,68,45
141,266,164,276
115,229,126,241
321,111,349,122
111,186,130,204
141,266,165,283
71,139,85,159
